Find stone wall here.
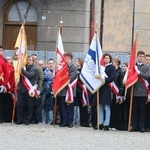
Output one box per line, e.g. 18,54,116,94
135,0,150,54
32,0,92,52
103,0,133,52
0,0,150,54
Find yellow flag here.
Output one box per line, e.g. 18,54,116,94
13,23,27,86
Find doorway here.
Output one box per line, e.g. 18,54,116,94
3,0,37,50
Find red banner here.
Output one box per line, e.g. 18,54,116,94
52,29,70,97
123,33,138,89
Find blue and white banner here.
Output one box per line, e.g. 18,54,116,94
80,32,105,94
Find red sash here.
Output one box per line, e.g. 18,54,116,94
0,76,7,93
108,81,123,104
21,74,40,98
77,80,89,106
65,78,78,103
138,77,150,102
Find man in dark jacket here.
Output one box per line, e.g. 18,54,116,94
59,52,78,128
144,54,150,132
16,56,38,125
130,51,150,132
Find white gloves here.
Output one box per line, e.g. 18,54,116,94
0,85,6,93
135,65,140,74
23,66,26,70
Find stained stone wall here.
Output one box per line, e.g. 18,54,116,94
103,0,133,52
0,0,150,54
135,0,150,54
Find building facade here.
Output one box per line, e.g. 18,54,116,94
0,0,150,54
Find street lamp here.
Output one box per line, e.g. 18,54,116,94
41,13,46,22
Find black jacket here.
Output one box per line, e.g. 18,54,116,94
18,65,38,93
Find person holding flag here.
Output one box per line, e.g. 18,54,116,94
80,32,105,130
130,50,150,132
59,52,78,128
4,56,15,122
97,53,116,131
0,45,9,123
16,56,38,125
144,54,150,132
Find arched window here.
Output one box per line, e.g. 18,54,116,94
3,0,37,50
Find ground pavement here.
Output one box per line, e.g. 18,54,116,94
0,123,150,150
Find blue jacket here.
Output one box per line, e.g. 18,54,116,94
43,68,54,88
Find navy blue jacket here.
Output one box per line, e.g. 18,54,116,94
99,64,116,105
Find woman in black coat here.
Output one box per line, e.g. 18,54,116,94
109,58,125,130
98,53,116,131
74,58,89,127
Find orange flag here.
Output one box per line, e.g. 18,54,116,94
123,33,138,90
52,28,70,97
13,23,27,85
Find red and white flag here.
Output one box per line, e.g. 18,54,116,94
123,33,138,91
52,28,70,97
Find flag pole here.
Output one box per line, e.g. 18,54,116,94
53,18,63,126
96,90,100,130
95,15,100,130
128,86,134,131
11,88,17,123
127,31,138,131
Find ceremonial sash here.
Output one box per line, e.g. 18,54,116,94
138,77,150,102
0,85,5,93
77,80,89,106
21,74,40,98
108,81,123,104
65,78,78,103
0,76,7,93
103,67,123,104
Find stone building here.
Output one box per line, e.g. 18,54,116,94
0,0,149,54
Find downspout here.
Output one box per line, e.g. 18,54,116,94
100,0,105,48
131,0,135,46
89,0,95,43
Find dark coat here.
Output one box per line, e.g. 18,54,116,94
59,61,78,97
18,65,38,93
115,67,124,96
43,88,54,111
99,64,116,105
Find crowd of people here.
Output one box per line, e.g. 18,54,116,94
0,44,150,133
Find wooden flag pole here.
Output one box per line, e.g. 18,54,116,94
53,18,63,126
11,87,17,123
128,85,134,131
97,91,100,130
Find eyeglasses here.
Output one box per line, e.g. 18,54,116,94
138,55,145,57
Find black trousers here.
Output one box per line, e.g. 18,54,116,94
0,93,6,121
32,97,42,123
131,97,146,129
60,96,74,125
145,102,150,129
3,93,13,122
17,92,35,122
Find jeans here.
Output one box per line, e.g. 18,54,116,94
99,104,111,126
44,109,53,124
73,106,80,125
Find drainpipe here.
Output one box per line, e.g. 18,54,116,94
100,0,104,48
89,0,95,43
131,0,135,46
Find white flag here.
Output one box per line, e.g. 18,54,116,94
80,32,105,94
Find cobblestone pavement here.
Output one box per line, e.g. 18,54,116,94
0,123,150,150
